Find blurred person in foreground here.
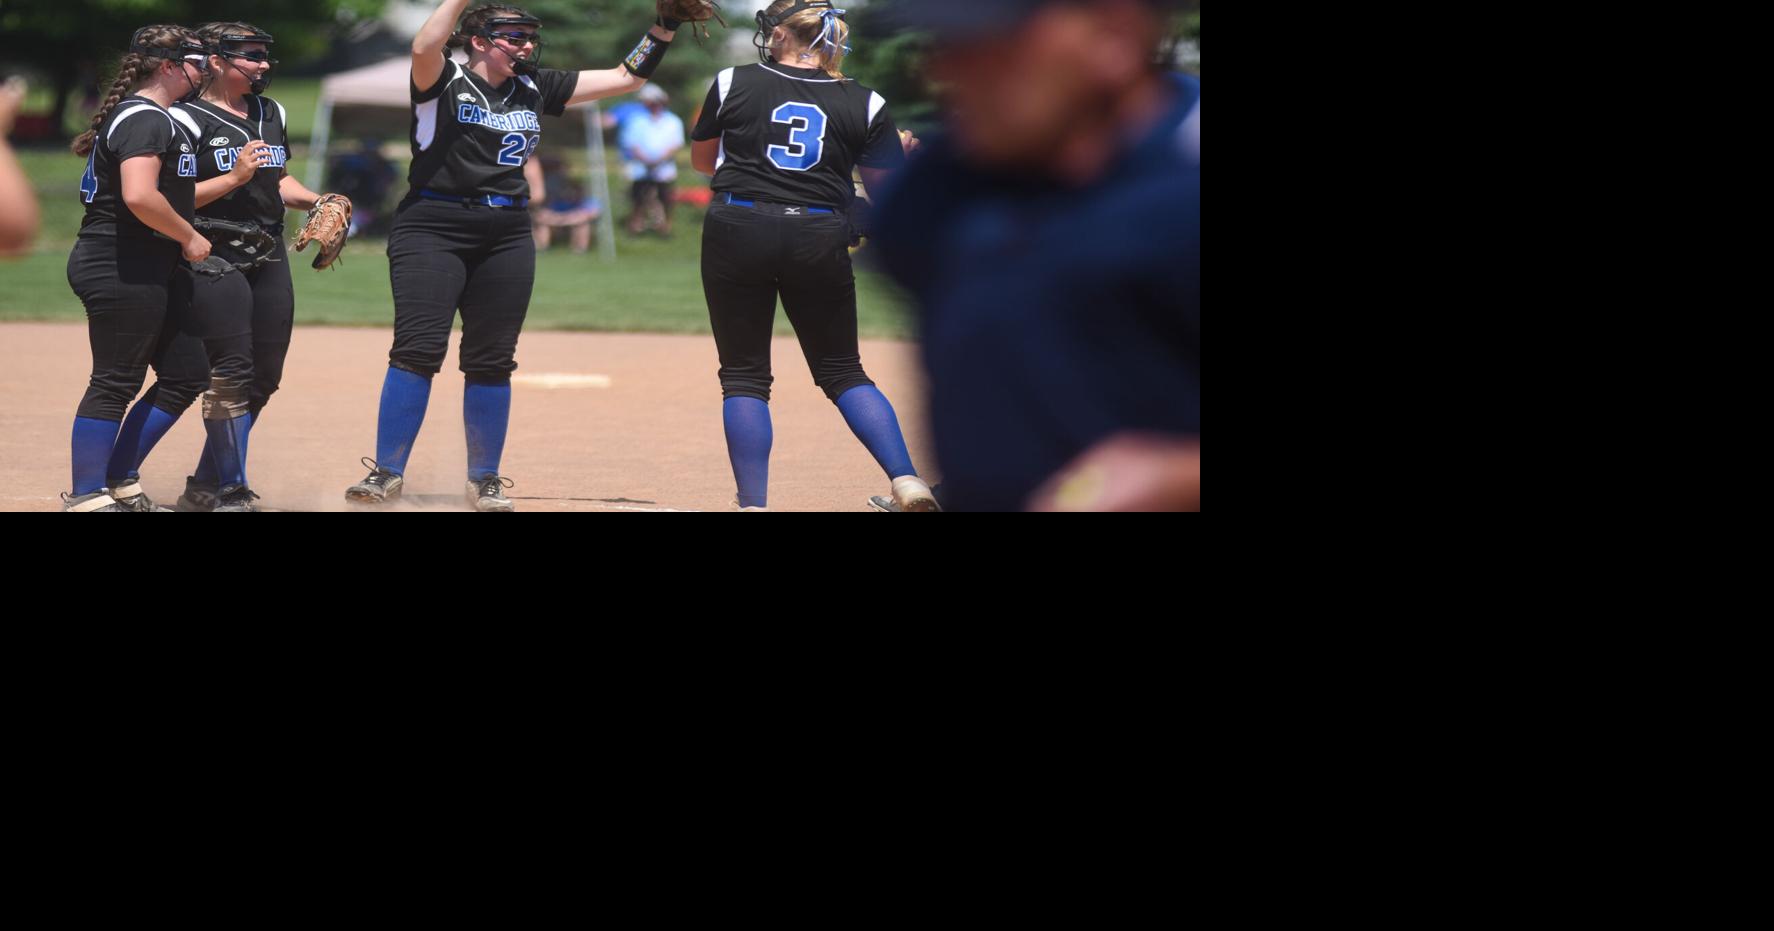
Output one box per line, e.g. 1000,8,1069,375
0,77,42,256
871,0,1200,511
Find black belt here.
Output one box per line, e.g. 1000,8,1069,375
419,188,529,208
715,192,835,215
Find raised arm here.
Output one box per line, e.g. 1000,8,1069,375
413,0,473,94
565,22,677,106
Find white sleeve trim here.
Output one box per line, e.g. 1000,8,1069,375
716,68,735,117
415,98,441,152
169,107,204,140
868,91,887,126
106,104,172,144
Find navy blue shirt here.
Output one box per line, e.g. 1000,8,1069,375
872,74,1201,512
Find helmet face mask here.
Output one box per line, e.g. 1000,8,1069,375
478,14,544,74
212,28,277,94
130,30,213,71
181,41,214,73
131,29,216,101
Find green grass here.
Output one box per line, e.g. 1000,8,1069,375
0,239,915,339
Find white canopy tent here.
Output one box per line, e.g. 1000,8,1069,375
307,54,617,260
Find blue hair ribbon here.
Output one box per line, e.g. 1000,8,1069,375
814,7,851,55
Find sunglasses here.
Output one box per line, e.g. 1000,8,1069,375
486,31,540,46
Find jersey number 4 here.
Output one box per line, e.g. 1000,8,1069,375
767,103,828,172
80,152,98,203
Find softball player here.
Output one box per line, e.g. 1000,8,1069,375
62,25,214,512
106,22,332,513
345,0,683,511
690,1,937,511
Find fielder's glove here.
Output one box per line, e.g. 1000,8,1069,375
294,193,352,270
657,0,725,38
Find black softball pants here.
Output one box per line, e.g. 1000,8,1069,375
142,235,297,416
67,235,208,420
700,202,875,403
385,197,535,384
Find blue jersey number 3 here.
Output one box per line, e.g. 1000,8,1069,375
768,103,828,172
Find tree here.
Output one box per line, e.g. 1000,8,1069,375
841,4,936,132
0,0,385,137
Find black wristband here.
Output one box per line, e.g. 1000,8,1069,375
623,30,673,79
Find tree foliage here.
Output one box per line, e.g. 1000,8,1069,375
1,0,387,132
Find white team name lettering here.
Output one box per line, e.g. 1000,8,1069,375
214,145,290,172
455,104,541,132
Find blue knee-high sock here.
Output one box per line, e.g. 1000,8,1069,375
193,434,217,484
107,385,181,483
203,415,250,489
193,411,253,485
195,412,254,485
72,417,122,495
724,397,772,508
239,411,253,486
105,395,157,483
464,381,511,481
376,367,433,475
835,385,916,479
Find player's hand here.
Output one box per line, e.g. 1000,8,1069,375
230,140,272,185
182,231,211,264
1027,433,1200,511
898,129,921,156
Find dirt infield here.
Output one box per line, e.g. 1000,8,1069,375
0,322,935,512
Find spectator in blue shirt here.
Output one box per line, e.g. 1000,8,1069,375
619,82,685,236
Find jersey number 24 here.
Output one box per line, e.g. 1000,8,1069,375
767,103,828,172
